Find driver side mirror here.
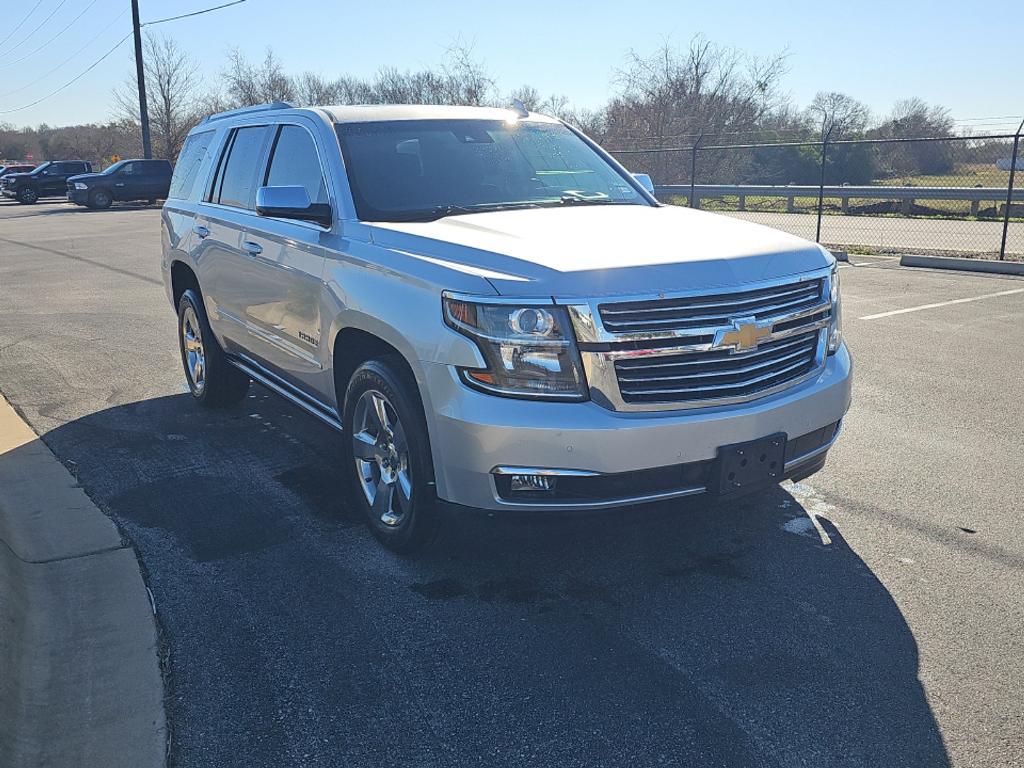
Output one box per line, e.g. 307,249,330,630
255,186,332,228
632,173,655,194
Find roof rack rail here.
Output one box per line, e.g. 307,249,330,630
201,101,294,124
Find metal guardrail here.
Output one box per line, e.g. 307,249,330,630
654,185,1024,214
619,124,1024,258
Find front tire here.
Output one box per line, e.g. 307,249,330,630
177,289,250,407
342,357,439,553
16,187,37,204
88,189,112,209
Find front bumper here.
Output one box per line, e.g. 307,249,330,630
422,343,852,511
67,188,89,204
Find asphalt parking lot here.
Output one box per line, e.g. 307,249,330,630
1,198,1022,768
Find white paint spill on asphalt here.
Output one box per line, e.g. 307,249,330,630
780,481,834,546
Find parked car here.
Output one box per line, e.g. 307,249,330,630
161,103,852,552
67,158,173,209
0,163,35,178
1,160,91,204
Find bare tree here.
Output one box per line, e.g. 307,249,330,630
808,91,870,138
294,72,343,105
113,33,205,159
607,38,789,143
870,98,955,176
223,48,296,106
600,37,790,182
875,98,953,139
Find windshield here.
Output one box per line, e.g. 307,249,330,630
102,160,128,175
29,161,51,176
335,119,648,222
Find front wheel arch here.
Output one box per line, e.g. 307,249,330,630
88,187,113,208
341,355,439,552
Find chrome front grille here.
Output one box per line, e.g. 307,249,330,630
614,329,821,404
568,269,835,411
598,278,825,334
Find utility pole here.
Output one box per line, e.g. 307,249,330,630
131,0,152,159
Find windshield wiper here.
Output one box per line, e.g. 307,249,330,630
423,202,543,220
557,192,618,206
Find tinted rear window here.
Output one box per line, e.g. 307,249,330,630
213,126,270,209
169,131,214,200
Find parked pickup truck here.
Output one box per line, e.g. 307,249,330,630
1,160,91,203
0,163,35,179
67,158,173,208
161,102,852,552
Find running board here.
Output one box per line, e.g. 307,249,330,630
229,358,344,433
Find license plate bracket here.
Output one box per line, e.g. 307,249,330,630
714,433,787,497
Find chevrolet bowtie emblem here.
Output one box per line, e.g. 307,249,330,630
713,317,772,352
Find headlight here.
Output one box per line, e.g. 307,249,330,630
443,295,587,400
828,265,843,354
74,182,88,190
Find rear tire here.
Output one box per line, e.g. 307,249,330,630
16,187,37,204
342,356,439,553
88,189,112,209
177,289,250,407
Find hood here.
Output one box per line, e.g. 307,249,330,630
1,172,33,184
67,172,104,184
369,204,833,298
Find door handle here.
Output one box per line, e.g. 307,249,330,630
243,241,263,256
193,225,210,239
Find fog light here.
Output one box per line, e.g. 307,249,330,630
510,474,556,493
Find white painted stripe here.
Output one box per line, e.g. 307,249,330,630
859,288,1024,320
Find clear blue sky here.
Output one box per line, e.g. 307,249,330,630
0,0,1019,131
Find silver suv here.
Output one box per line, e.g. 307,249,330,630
161,102,852,551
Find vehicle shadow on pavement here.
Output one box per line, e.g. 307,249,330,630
33,389,950,768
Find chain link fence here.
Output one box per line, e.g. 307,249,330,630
612,130,1024,260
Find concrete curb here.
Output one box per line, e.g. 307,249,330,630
900,254,1024,276
0,394,166,768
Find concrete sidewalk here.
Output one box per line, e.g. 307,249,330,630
0,394,165,768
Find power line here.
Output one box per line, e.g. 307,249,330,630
5,0,71,58
0,31,133,115
0,0,101,70
0,0,248,117
144,0,247,26
0,0,45,49
0,9,129,100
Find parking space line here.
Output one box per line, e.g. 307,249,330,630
859,288,1024,320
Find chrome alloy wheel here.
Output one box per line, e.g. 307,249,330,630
181,305,206,393
352,389,412,527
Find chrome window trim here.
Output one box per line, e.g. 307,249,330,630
201,118,337,230
258,121,336,230
560,267,836,412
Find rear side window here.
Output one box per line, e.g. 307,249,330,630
264,125,328,204
169,131,214,200
145,160,172,176
212,126,270,209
